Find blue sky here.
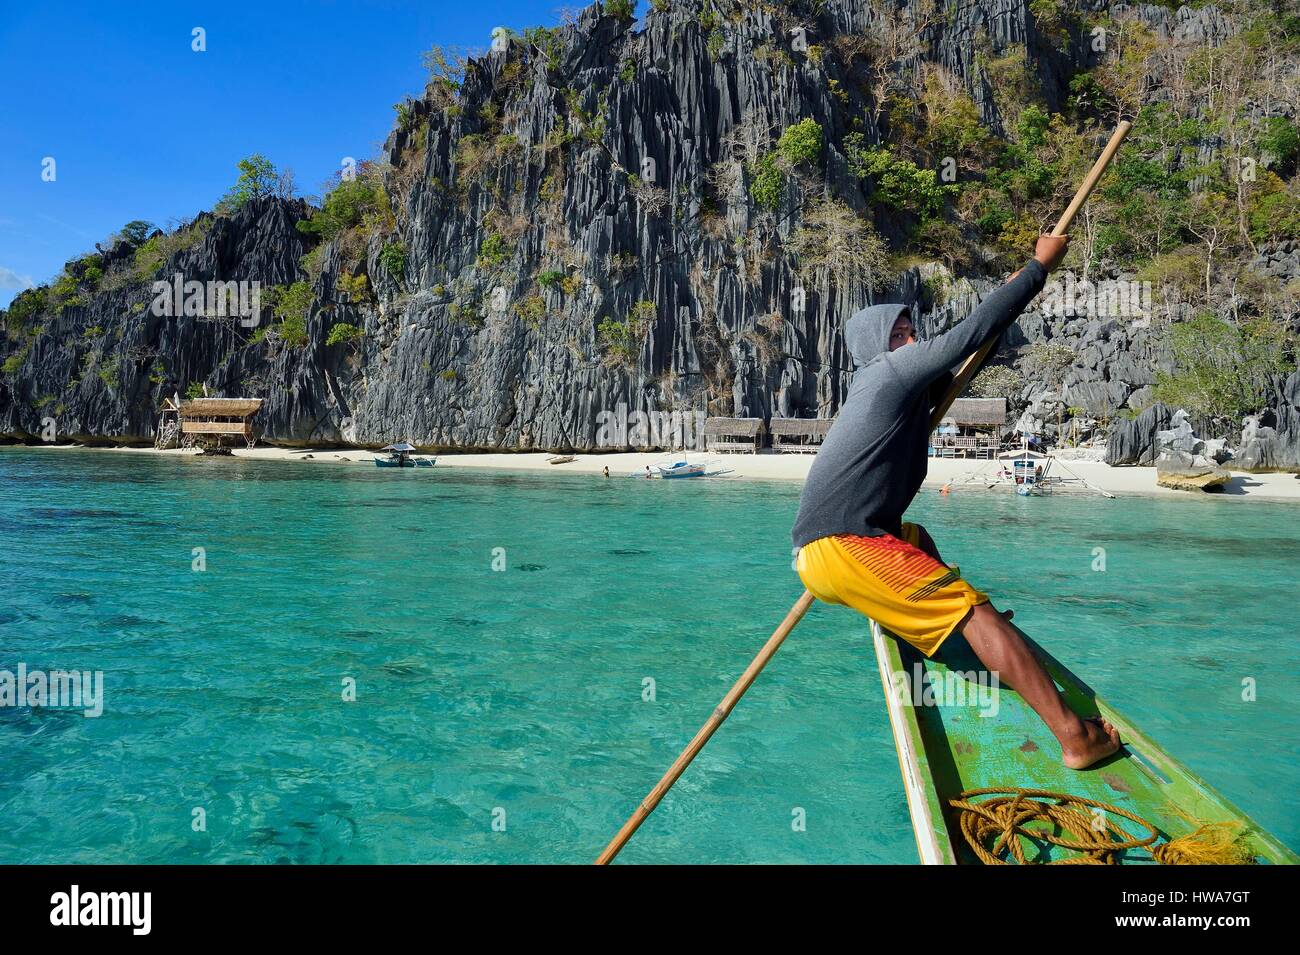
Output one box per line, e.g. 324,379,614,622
0,0,639,307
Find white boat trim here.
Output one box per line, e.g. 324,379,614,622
872,621,948,866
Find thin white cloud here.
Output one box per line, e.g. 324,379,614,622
0,267,35,291
36,213,96,241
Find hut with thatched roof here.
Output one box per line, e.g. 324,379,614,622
703,417,766,453
163,397,264,448
769,418,833,453
932,398,1006,458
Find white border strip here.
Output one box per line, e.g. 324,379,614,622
872,621,946,866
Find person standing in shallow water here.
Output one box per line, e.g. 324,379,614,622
792,234,1122,770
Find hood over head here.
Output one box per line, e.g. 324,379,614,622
844,303,911,368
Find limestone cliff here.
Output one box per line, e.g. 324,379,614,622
2,0,1297,466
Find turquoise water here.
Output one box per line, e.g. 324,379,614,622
0,447,1296,863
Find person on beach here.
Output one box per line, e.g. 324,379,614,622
792,235,1121,770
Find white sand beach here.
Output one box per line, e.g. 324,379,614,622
16,442,1300,502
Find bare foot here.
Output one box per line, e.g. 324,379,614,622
1061,716,1121,769
1000,609,1014,622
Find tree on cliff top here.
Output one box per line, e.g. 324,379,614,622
118,220,154,247
216,154,295,214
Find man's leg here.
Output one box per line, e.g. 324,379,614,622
911,522,1120,769
959,602,1120,769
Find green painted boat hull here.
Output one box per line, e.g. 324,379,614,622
872,622,1299,865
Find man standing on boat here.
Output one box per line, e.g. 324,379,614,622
791,235,1121,770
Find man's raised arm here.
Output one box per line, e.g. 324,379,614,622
886,235,1068,392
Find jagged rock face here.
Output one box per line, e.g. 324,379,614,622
1105,402,1173,465
0,198,314,444
1251,240,1300,284
347,0,972,450
0,0,1295,462
1236,371,1300,470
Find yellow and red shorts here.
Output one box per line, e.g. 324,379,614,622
795,523,988,657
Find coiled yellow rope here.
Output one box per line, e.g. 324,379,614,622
948,788,1255,865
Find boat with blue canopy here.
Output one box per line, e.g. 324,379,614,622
373,442,435,468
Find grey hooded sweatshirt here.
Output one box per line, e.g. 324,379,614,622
791,258,1047,548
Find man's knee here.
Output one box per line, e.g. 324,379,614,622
965,600,1010,637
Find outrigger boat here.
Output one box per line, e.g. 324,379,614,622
954,436,1116,499
646,458,708,478
373,442,435,468
641,458,736,478
872,622,1299,864
1002,448,1050,496
654,460,706,479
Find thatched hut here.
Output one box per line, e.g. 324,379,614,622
769,418,833,453
168,397,264,448
703,417,766,453
932,398,1006,458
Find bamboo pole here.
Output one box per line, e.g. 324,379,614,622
930,121,1132,425
594,590,815,864
594,121,1133,866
